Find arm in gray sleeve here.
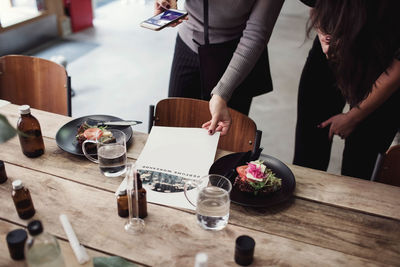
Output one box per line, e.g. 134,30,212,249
211,0,285,101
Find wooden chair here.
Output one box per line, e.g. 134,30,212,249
148,97,262,154
370,144,400,187
0,55,71,116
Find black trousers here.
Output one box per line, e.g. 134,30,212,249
293,36,400,180
168,35,253,115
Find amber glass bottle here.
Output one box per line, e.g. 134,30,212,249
17,105,45,158
12,180,35,219
117,189,129,218
131,173,147,219
0,160,8,184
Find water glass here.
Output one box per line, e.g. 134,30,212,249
185,174,232,231
82,129,127,177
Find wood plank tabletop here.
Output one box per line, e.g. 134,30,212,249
0,164,388,267
1,103,399,266
1,103,399,220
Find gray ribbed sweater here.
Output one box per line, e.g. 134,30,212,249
178,0,284,101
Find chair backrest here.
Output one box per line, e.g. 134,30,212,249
0,55,71,116
149,97,260,153
371,144,400,187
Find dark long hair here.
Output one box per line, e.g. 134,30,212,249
308,0,400,106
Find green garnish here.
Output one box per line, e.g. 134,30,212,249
247,170,282,196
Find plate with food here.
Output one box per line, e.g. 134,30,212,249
56,115,134,156
209,152,295,207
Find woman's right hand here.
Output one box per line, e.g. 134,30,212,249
202,95,232,136
154,0,186,27
154,0,173,15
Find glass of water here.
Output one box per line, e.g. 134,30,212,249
184,174,232,231
82,129,127,177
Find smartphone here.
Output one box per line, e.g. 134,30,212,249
140,9,188,31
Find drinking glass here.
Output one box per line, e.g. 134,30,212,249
82,129,127,177
184,174,232,231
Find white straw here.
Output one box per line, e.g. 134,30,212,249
59,214,90,264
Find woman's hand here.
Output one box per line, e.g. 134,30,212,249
202,95,232,136
154,0,173,15
154,0,187,27
318,112,358,140
317,30,331,57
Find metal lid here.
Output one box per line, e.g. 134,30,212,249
12,180,23,190
18,105,31,115
118,188,127,195
27,220,43,236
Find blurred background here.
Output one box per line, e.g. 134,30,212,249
0,0,348,174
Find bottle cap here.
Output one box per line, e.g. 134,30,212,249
118,188,127,196
12,180,23,190
6,229,28,260
27,220,43,236
18,105,31,115
234,235,255,266
194,252,208,267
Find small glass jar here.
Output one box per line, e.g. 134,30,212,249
117,189,129,218
17,105,45,158
11,180,35,219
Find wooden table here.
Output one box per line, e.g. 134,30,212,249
0,103,399,267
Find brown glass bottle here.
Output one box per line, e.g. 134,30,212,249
117,189,129,218
131,173,147,219
0,160,8,184
12,180,35,219
17,105,45,158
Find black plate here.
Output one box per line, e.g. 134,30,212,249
209,152,296,208
55,115,133,156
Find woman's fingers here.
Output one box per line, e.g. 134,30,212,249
202,121,211,129
154,0,171,15
170,17,188,27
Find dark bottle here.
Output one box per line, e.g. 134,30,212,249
131,173,147,219
17,105,45,158
117,188,129,218
6,228,28,260
12,180,36,219
0,160,8,184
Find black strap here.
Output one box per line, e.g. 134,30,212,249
203,0,209,45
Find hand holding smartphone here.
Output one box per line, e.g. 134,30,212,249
140,9,188,31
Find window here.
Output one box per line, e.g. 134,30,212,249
0,0,45,28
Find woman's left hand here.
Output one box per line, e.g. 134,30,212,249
317,29,331,58
318,112,358,140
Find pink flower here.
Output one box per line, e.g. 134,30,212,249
246,163,266,179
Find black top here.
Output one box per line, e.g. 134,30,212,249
27,220,43,236
6,229,27,245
